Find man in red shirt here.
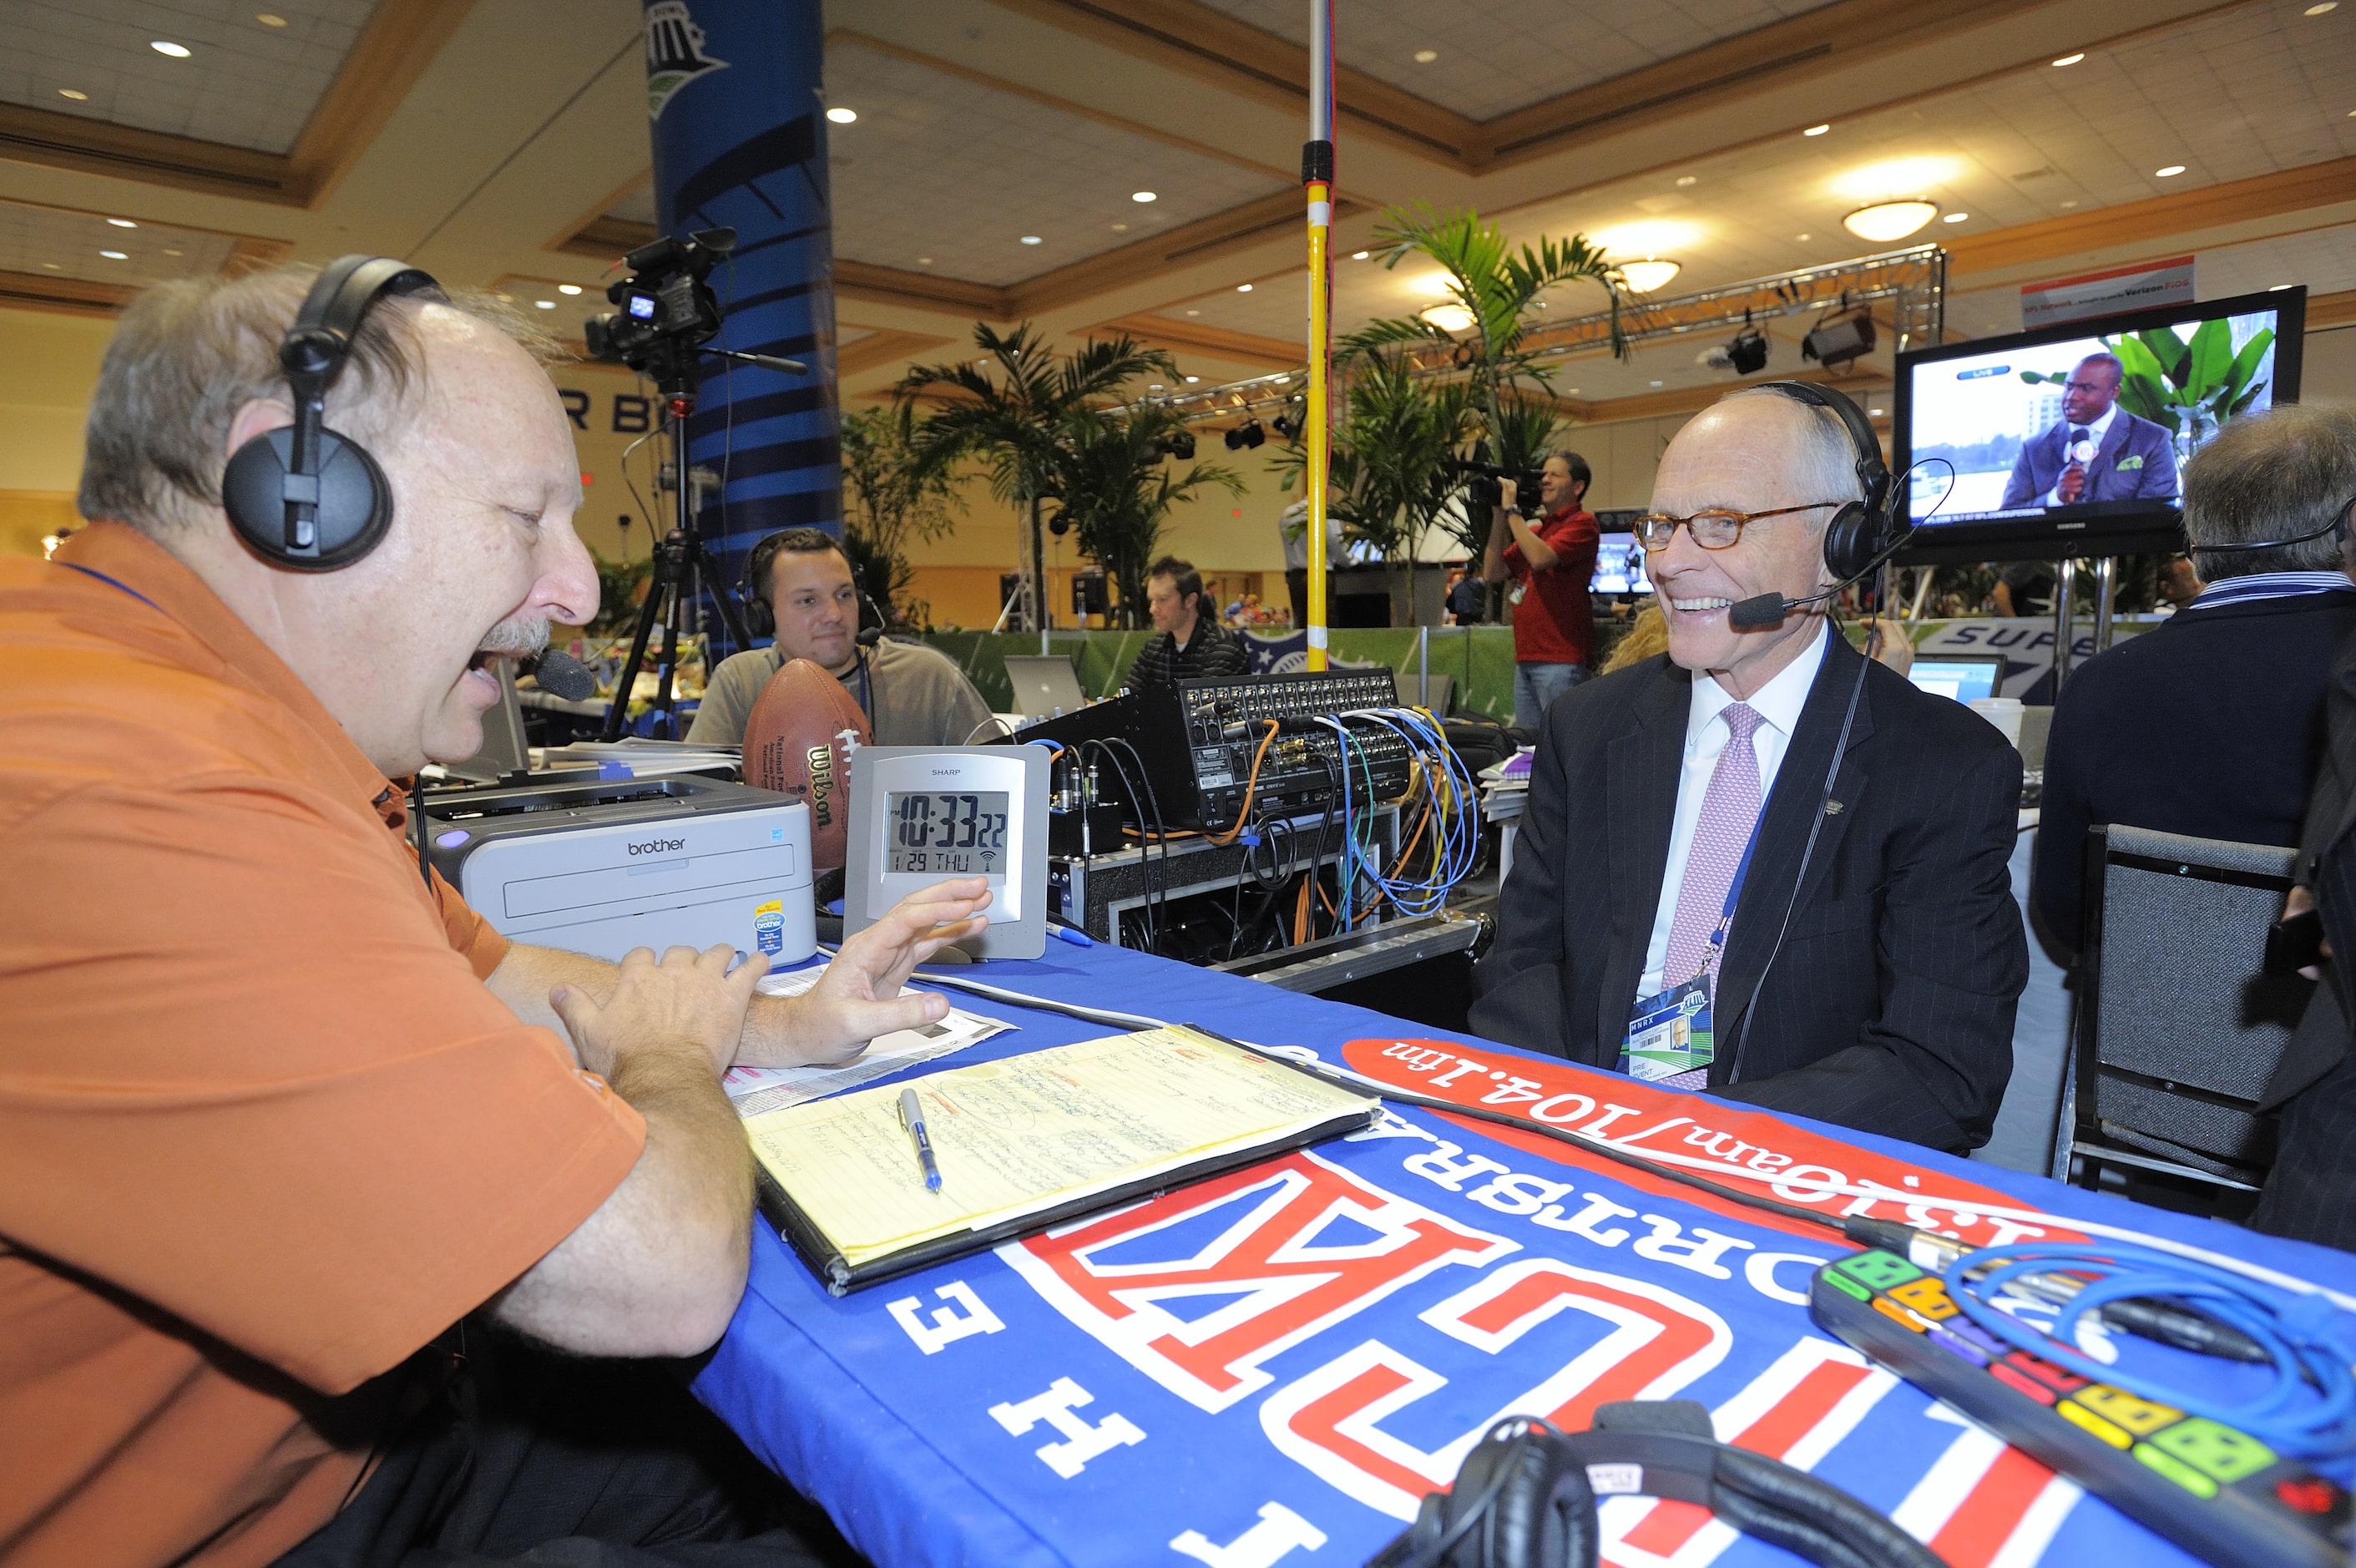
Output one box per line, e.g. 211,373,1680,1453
1482,451,1601,730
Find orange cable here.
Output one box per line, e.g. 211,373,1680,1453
1205,721,1281,846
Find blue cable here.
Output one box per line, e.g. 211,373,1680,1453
1317,709,1482,920
1944,1241,2356,1460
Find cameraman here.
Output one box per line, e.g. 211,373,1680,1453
1481,451,1600,731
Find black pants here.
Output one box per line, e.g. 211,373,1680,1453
276,1331,864,1567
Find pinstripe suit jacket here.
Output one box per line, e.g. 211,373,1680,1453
1469,632,2029,1153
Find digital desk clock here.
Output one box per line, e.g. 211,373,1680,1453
845,746,1049,959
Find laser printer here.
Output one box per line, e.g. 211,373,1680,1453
422,774,814,964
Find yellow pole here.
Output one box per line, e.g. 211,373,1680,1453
1303,1,1333,671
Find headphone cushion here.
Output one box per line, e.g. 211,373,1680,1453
222,425,393,571
1447,1424,1596,1568
1819,500,1883,584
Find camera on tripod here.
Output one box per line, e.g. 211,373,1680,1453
584,227,734,376
1448,458,1545,512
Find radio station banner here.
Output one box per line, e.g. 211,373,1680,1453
2020,256,2196,331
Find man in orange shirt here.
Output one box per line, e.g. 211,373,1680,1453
0,262,986,1566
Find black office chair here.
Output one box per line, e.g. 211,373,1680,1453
2055,825,2311,1198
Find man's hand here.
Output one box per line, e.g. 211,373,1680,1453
2287,884,2329,982
739,878,993,1068
1498,477,1519,512
549,943,768,1080
2058,462,2086,503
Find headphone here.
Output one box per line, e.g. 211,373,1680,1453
1370,1404,1944,1568
221,255,442,571
2192,493,2356,556
740,530,887,645
1750,380,1898,584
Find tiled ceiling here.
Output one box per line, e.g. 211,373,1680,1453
0,0,381,154
0,200,237,286
1151,0,2356,351
1195,0,1842,120
603,38,1292,289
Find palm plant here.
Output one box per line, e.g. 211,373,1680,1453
895,323,1174,635
1322,349,1479,609
839,404,955,629
1049,403,1244,627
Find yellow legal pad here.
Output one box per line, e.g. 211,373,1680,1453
743,1025,1379,1292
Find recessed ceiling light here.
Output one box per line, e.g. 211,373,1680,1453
1803,123,1831,136
107,217,137,228
2156,164,2186,177
2052,52,2085,65
1132,190,1157,203
916,256,933,266
1869,407,1885,417
2060,200,2079,208
2272,282,2296,291
1616,258,1682,292
1565,388,1580,395
99,250,128,260
1020,235,1042,245
557,283,581,295
41,262,60,270
161,248,182,256
150,40,191,57
1420,303,1475,331
1110,222,1129,232
1943,211,1969,223
1413,48,1438,63
1674,175,1698,187
826,107,857,124
1650,380,1664,387
1148,383,1164,391
1843,199,1939,241
534,300,557,310
495,293,512,301
2306,3,2337,13
58,88,88,101
1352,250,1369,260
255,12,288,25
1796,232,1812,241
1186,309,1200,315
1236,283,1253,292
1185,375,1199,382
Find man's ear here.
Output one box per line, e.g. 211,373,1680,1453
225,398,295,468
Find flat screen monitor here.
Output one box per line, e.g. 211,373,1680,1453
1907,654,2005,706
1893,286,2305,564
1590,531,1653,594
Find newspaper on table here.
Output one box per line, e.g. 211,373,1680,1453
722,969,1014,1117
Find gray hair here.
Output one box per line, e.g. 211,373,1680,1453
1721,386,1867,524
2183,404,2356,580
78,263,559,534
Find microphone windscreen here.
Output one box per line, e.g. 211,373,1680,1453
530,649,597,702
1727,594,1789,631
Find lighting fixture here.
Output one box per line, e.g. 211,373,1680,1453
1148,383,1164,391
2156,164,2186,177
1132,190,1157,203
1184,375,1199,382
558,283,582,295
2273,283,2295,291
1802,311,1877,369
1842,200,1939,241
1223,419,1266,451
1675,175,1698,187
1796,232,1812,241
1650,380,1664,387
2307,3,2338,13
107,218,137,228
161,248,182,256
42,262,60,270
1413,48,1438,63
1616,259,1681,293
1236,283,1253,292
826,107,857,124
1352,250,1369,260
1420,303,1475,331
1186,309,1200,316
1719,316,1770,374
534,300,556,310
151,40,191,56
1110,222,1129,233
99,250,128,260
1272,412,1301,438
58,88,88,100
256,12,288,25
1803,123,1830,136
1150,431,1196,462
917,256,933,266
2052,52,2085,65
1943,212,1969,223
1019,235,1042,245
1869,407,1885,417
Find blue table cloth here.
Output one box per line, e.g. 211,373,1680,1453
695,939,2356,1568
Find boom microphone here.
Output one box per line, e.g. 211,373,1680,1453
1726,524,1919,631
525,648,597,701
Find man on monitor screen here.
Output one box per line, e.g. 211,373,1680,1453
2000,352,2180,508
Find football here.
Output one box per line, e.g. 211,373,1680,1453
743,656,871,870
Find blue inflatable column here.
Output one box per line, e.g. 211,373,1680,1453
642,0,838,646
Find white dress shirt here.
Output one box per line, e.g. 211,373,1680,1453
1636,618,1829,1002
2041,404,2117,506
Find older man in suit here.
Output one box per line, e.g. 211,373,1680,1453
2000,352,2180,509
1471,385,2028,1154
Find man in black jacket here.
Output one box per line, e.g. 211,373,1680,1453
1471,387,2027,1154
2032,406,2356,962
1127,555,1248,688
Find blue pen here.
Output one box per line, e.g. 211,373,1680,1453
898,1087,942,1192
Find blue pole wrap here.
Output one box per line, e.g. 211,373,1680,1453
641,0,837,648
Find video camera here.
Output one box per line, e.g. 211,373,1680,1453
584,227,734,382
1448,458,1545,513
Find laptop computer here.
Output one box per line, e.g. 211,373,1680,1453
1906,653,2005,705
1003,654,1089,716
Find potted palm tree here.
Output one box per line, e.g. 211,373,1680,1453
1049,401,1243,628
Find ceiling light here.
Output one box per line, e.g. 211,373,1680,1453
1421,303,1476,331
1803,124,1831,136
1019,235,1043,245
99,250,128,260
1675,175,1698,187
495,293,512,301
1236,283,1252,292
2272,283,2296,291
1352,250,1369,260
1843,200,1939,241
1185,375,1199,382
256,12,288,25
151,40,191,57
917,256,933,266
107,217,137,228
58,88,88,101
826,106,857,124
2051,52,2085,65
558,283,582,295
2307,3,2338,13
1869,407,1885,417
1796,232,1812,241
1225,420,1266,450
1186,309,1201,315
1148,382,1164,391
2156,164,2186,177
1944,211,1969,223
161,248,182,256
1132,190,1157,203
1650,380,1664,387
1616,259,1682,292
41,262,60,270
2060,199,2079,208
1413,48,1438,63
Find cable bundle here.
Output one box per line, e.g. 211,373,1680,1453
1316,706,1482,922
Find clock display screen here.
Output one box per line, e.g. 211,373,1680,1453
885,790,1009,876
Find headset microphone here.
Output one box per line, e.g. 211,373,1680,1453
525,648,596,701
1727,527,1915,630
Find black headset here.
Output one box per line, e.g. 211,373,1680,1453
221,255,442,571
739,529,886,646
1750,380,1898,584
1370,1404,1944,1568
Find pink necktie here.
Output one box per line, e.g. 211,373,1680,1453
1663,702,1767,989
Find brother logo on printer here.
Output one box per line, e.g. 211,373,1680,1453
628,837,687,857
